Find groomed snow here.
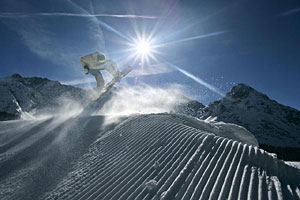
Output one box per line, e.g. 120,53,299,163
0,113,299,200
285,161,300,170
172,114,258,147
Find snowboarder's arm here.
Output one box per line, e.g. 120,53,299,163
102,60,121,78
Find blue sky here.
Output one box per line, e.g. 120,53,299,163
0,0,299,109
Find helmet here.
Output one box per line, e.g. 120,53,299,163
80,52,106,72
97,53,106,63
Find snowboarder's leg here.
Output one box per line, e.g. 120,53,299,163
89,69,104,92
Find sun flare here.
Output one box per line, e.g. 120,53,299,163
125,34,159,65
136,41,151,56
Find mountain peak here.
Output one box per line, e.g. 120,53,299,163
8,74,50,86
203,82,300,153
27,76,50,85
232,83,253,91
227,83,269,100
228,83,254,98
11,73,23,79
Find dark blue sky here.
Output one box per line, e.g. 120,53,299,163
0,0,299,109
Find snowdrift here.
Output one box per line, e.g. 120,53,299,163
40,114,299,200
0,113,299,199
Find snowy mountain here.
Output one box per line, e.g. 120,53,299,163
0,113,299,200
0,75,299,199
1,74,300,160
201,83,300,160
172,97,205,117
0,74,88,120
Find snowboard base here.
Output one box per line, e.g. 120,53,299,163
90,66,132,102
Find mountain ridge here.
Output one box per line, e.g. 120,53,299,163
199,83,300,160
1,74,300,159
0,75,300,199
201,83,300,148
0,73,88,120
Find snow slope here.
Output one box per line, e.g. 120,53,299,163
0,113,299,199
0,115,125,200
13,113,296,200
1,74,300,199
286,162,300,170
2,74,299,151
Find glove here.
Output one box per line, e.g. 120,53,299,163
84,65,89,74
114,71,122,82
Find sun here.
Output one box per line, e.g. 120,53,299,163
136,41,151,56
125,34,159,65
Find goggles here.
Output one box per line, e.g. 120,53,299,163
84,65,89,74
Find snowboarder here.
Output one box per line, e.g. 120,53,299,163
80,52,121,93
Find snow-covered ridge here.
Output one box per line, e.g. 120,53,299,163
42,114,299,200
202,83,300,148
0,74,197,120
0,112,299,199
0,74,87,120
1,74,300,156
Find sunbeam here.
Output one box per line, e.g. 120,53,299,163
154,30,229,48
66,0,132,42
163,60,224,96
0,12,160,19
278,6,300,17
65,0,228,97
156,3,237,44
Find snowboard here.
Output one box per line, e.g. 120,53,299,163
90,66,132,101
